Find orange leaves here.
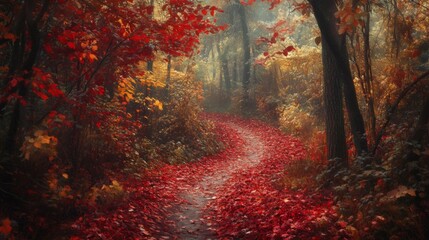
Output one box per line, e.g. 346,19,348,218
78,39,99,63
335,1,364,34
32,131,53,149
78,52,98,63
0,218,12,235
145,97,164,111
118,18,132,38
21,130,58,161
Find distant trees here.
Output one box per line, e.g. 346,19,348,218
234,0,253,112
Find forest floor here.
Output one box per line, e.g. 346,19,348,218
70,114,347,239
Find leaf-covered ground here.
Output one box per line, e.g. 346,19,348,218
71,114,348,239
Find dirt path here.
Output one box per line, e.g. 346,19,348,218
72,115,342,239
169,122,266,239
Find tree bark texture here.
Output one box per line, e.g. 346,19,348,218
310,0,368,159
310,0,348,167
235,0,251,112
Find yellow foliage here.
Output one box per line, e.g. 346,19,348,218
279,103,316,139
116,59,168,105
145,97,163,111
21,130,58,161
87,179,125,207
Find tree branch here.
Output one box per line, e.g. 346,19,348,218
372,69,429,154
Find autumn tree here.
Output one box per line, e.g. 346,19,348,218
234,0,253,112
307,0,349,168
0,0,223,236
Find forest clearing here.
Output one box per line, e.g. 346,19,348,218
1,0,428,239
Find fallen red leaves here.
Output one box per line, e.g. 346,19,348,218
70,114,349,239
204,115,348,240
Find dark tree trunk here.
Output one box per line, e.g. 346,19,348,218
161,55,172,101
146,0,155,72
216,40,224,93
271,62,280,95
211,45,216,82
363,2,376,144
410,97,429,145
4,0,49,154
235,0,251,112
222,57,231,98
0,3,26,117
310,0,348,168
323,40,348,167
219,45,231,99
166,55,172,87
398,96,429,185
232,58,238,89
342,38,369,157
406,96,429,163
310,0,368,160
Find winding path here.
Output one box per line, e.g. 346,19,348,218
72,114,345,239
170,123,266,239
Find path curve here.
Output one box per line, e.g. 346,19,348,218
71,114,345,240
170,122,266,239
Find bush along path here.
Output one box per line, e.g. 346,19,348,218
70,114,349,239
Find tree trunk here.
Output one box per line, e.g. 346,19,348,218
166,55,171,86
4,0,49,154
220,44,231,99
162,54,172,101
235,0,251,112
310,0,348,168
410,97,429,145
146,0,155,72
216,40,224,93
310,0,369,159
222,57,231,99
232,58,238,89
271,62,280,95
211,45,217,82
362,2,376,146
399,96,429,183
0,3,26,117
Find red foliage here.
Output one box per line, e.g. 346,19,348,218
205,116,347,239
71,115,349,239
